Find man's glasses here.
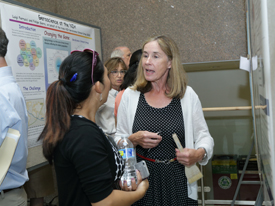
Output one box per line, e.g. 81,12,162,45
110,70,127,76
71,49,99,85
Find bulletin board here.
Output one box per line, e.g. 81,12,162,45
0,0,102,169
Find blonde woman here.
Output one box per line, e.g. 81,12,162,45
115,36,214,205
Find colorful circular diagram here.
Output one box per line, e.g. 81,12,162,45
55,57,62,73
46,49,68,84
17,39,42,70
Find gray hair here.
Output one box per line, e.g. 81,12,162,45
110,49,124,58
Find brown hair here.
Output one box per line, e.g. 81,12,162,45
133,35,188,99
39,81,74,164
104,57,127,75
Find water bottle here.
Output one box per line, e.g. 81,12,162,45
118,135,137,187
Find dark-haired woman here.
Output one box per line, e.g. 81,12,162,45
38,49,148,206
114,49,142,122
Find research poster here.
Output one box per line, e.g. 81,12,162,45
0,2,96,148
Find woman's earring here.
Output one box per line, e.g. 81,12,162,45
100,94,102,102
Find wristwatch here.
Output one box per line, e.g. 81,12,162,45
198,147,207,161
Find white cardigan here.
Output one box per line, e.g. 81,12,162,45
115,86,214,200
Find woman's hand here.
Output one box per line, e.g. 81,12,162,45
128,131,162,148
120,170,149,192
175,148,205,167
93,171,149,206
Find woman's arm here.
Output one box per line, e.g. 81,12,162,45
177,87,214,166
192,94,214,165
91,179,149,206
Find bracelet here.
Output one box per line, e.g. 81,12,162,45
197,147,207,161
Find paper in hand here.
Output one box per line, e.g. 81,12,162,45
172,133,203,184
0,128,20,185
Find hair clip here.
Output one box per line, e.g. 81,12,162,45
70,73,78,82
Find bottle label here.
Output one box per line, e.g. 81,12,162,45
119,148,135,159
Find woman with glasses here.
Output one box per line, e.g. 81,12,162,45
38,50,148,206
95,57,127,138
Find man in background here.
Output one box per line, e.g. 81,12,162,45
111,46,132,68
0,27,29,205
110,49,124,59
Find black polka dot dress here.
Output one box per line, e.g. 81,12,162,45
132,94,198,206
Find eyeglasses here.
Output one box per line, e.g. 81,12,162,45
110,70,127,76
71,49,99,85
